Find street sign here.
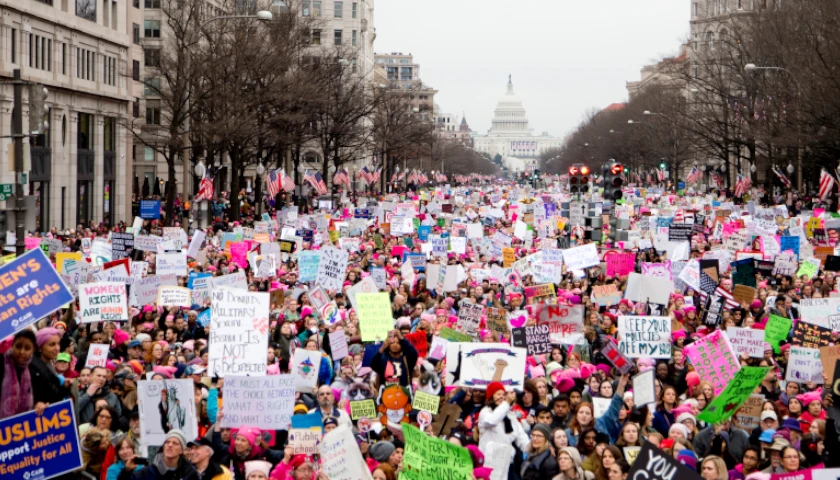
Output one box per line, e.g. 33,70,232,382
17,172,27,185
0,184,12,201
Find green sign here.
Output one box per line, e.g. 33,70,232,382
356,292,393,342
439,327,472,343
402,424,473,480
765,314,792,354
697,366,770,424
0,184,12,201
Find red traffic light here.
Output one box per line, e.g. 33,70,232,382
610,164,623,175
580,166,590,176
569,166,579,175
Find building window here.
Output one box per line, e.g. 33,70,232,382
133,100,140,118
35,0,54,4
78,112,94,150
334,29,342,46
352,2,357,18
11,29,16,64
692,2,698,17
302,0,310,16
103,117,116,152
144,77,160,96
144,48,160,67
144,0,159,7
312,1,321,16
334,1,342,17
76,0,97,21
62,43,66,74
133,60,140,80
312,29,321,45
144,20,160,38
133,0,139,7
352,30,357,46
133,23,140,43
145,146,155,161
146,104,161,125
104,56,116,85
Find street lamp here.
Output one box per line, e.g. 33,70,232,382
194,160,206,178
787,163,795,175
254,162,265,215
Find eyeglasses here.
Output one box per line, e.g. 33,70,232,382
531,432,545,439
99,414,112,419
783,455,800,460
743,456,759,461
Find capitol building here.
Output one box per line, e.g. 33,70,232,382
472,76,562,172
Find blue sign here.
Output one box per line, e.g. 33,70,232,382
418,225,431,241
0,399,83,480
354,208,371,219
139,200,161,219
188,271,212,289
0,249,74,341
780,235,800,260
402,252,426,272
197,308,212,327
678,182,686,190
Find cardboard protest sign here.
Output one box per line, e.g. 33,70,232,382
626,442,702,480
765,314,793,354
0,249,74,339
698,366,771,424
219,375,295,430
457,302,485,338
80,282,128,322
315,247,349,292
562,243,599,270
207,287,269,377
732,285,756,305
792,320,832,349
601,338,634,374
349,400,376,420
786,346,823,384
157,285,191,307
85,343,110,368
0,399,83,480
733,394,764,432
413,390,441,415
632,369,656,406
683,329,741,395
819,345,840,381
356,292,393,342
511,325,552,356
137,379,198,447
727,327,765,358
402,423,473,480
829,360,840,424
289,413,323,455
459,343,527,391
486,307,509,335
530,304,585,344
292,349,323,393
617,316,671,359
319,424,373,480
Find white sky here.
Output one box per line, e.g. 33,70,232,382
374,0,690,139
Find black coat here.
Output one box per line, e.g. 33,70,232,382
30,356,70,405
521,449,560,480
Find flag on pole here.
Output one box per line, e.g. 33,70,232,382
280,169,295,192
266,169,282,198
304,170,328,195
771,166,792,189
819,168,836,201
372,167,382,183
686,166,699,184
333,168,350,187
195,168,215,201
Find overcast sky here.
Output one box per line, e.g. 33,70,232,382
375,0,689,140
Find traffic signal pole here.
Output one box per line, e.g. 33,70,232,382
12,69,25,256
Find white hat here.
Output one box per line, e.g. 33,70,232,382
760,410,778,422
244,460,273,479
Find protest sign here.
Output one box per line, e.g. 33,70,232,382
731,258,757,288
733,394,765,431
511,325,552,356
413,391,441,414
292,349,322,393
440,327,473,343
617,316,671,358
727,327,765,358
139,199,161,218
593,397,611,418
624,446,641,465
683,329,741,394
85,343,110,368
316,247,349,292
799,298,840,329
207,287,269,377
632,369,656,406
592,284,622,307
131,274,177,307
371,267,386,290
606,252,635,277
208,270,248,291
156,252,187,276
562,243,599,270
356,292,393,342
346,276,380,311
80,282,128,322
678,259,701,291
792,320,832,349
137,379,198,447
0,249,74,340
459,343,527,391
289,413,322,455
502,247,515,268
601,339,634,374
90,238,112,265
698,366,771,424
486,307,508,335
329,330,349,360
531,304,585,344
765,315,793,354
219,375,295,430
111,232,135,260
0,399,82,480
786,346,823,384
319,424,373,480
402,423,473,480
626,442,702,480
349,400,376,420
732,285,756,305
134,235,163,252
457,302,485,338
298,251,321,283
157,285,191,307
524,283,555,303
819,345,840,381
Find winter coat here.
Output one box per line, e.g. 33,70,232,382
477,401,530,466
521,448,559,480
129,454,198,480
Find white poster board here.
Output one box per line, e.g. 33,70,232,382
137,379,198,448
219,375,296,430
80,282,128,322
458,343,527,392
292,349,322,393
617,316,671,359
207,287,269,377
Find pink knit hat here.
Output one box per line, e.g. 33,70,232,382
797,388,822,407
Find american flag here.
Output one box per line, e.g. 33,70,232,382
686,166,700,184
710,171,724,189
734,174,751,198
700,285,741,309
819,169,836,201
771,166,792,189
304,170,328,195
333,168,350,187
280,169,295,192
656,169,665,183
359,167,373,184
195,168,215,201
372,167,382,183
266,169,282,197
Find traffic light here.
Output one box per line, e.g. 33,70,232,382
579,166,590,193
28,84,49,135
569,165,580,193
603,162,624,201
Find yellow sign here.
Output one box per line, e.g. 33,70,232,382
806,217,822,238
0,253,16,266
329,230,340,244
503,248,515,268
349,399,376,420
413,391,440,415
56,252,82,273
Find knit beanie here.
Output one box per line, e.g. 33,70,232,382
370,441,396,463
485,381,506,400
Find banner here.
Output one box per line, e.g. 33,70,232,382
157,285,191,307
79,282,128,322
207,287,269,377
459,343,527,391
683,329,741,395
139,199,161,219
319,424,373,480
402,424,473,480
137,379,198,448
0,399,82,480
219,375,295,430
356,292,393,342
698,366,771,424
626,443,702,480
0,249,74,340
617,316,671,358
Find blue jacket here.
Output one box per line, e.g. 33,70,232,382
595,394,624,444
652,409,675,437
107,460,126,480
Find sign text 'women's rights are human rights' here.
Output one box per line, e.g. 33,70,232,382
0,249,74,339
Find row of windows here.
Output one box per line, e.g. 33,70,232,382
309,29,357,46
693,0,780,18
302,1,359,18
103,55,117,86
28,33,52,72
9,29,121,87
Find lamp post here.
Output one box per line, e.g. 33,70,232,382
745,63,802,191
194,160,206,228
254,162,265,216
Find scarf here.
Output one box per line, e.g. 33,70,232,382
1,349,33,418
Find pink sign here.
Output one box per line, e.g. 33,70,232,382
683,329,741,395
606,252,635,277
25,237,41,250
229,242,248,269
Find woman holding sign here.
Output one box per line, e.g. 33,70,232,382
0,330,56,418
